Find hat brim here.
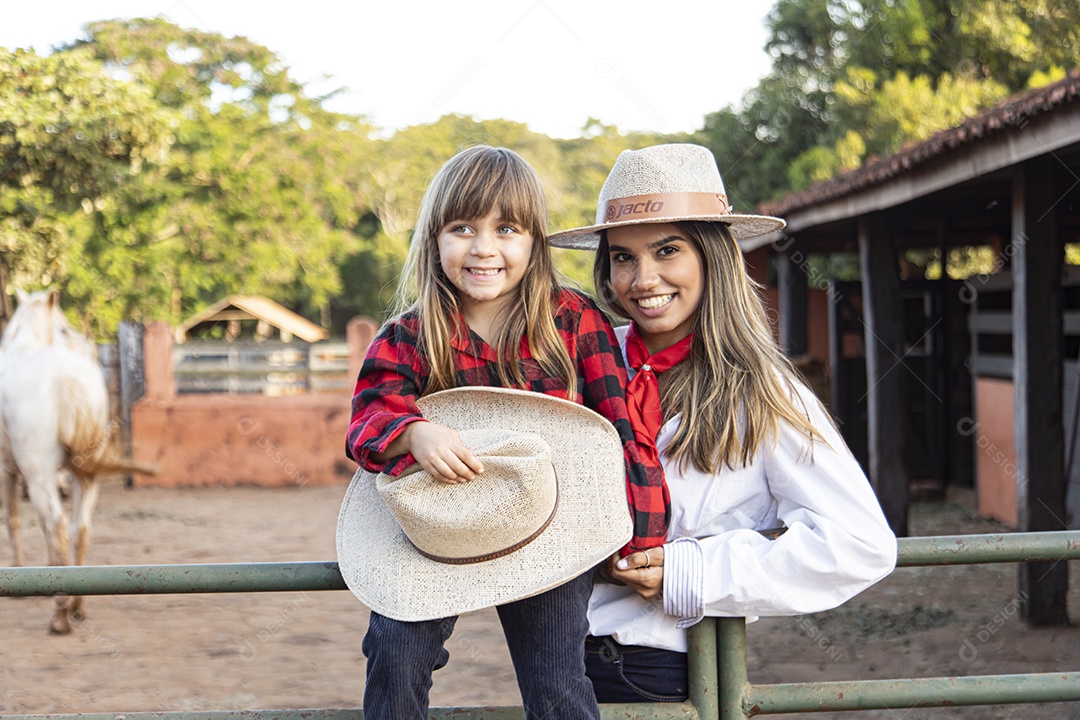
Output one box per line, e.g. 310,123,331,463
549,214,786,250
336,387,633,621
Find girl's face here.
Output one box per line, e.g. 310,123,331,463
607,222,705,354
438,210,534,322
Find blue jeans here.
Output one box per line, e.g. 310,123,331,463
362,571,600,720
585,635,688,703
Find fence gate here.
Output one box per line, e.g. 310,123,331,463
1,531,1079,718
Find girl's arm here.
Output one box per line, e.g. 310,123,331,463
347,318,482,481
569,292,670,554
346,319,430,475
662,382,897,625
374,420,483,482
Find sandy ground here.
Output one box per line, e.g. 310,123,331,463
1,482,1078,719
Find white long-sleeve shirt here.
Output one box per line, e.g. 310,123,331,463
587,327,898,653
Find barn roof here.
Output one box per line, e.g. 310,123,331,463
176,295,328,343
758,69,1080,220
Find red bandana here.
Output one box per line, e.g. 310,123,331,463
624,323,694,465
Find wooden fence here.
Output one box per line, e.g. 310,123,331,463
172,339,352,396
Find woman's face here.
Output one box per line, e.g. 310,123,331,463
607,222,705,354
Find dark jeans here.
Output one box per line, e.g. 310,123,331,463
585,635,689,703
362,571,599,720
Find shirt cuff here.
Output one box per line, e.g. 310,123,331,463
663,537,704,629
361,417,425,474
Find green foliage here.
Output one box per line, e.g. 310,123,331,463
70,17,302,111
1065,244,1080,266
0,17,669,338
4,6,1078,337
0,46,171,309
786,68,1009,184
696,0,1080,209
53,20,375,336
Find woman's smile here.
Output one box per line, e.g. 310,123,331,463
608,222,704,353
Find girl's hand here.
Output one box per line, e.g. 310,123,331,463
402,421,485,483
606,546,665,602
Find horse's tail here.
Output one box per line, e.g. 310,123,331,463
74,452,160,478
54,367,155,478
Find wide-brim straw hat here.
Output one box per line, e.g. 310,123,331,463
549,143,785,250
336,386,632,622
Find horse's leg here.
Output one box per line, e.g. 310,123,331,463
2,470,22,567
68,475,99,621
24,471,73,634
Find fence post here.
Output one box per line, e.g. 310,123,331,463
717,617,749,720
688,618,719,719
117,321,145,488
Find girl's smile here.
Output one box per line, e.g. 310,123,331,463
608,222,705,354
438,210,533,322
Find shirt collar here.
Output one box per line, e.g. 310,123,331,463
450,313,499,361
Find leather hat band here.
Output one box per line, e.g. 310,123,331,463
603,192,732,224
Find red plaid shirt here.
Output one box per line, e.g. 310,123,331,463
346,288,669,553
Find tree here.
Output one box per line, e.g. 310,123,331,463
0,47,171,328
55,19,376,335
694,0,1080,209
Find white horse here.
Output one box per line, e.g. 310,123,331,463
0,290,147,633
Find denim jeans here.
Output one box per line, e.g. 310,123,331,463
362,571,600,720
584,635,689,703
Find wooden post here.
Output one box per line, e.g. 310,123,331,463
1011,156,1069,625
778,244,809,357
346,316,378,386
827,279,843,414
858,215,909,537
117,322,146,488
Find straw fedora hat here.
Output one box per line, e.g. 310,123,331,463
549,143,785,250
336,386,632,622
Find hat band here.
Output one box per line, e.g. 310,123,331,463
414,483,561,566
602,192,731,224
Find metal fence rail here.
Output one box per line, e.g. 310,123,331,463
2,530,1079,720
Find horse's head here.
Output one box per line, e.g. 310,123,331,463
0,290,93,358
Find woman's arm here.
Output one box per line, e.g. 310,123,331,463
661,382,897,624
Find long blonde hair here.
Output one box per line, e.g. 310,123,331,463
393,145,576,396
594,220,827,473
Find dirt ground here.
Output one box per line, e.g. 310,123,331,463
1,482,1078,719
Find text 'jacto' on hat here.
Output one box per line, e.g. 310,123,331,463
336,386,633,622
549,143,785,250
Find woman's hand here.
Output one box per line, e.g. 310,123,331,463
605,546,665,602
377,421,484,483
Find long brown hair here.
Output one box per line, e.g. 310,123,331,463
594,220,827,473
392,145,576,396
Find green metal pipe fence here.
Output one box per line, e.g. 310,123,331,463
2,530,1079,720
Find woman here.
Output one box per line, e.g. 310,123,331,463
549,144,898,703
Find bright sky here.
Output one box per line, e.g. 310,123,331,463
2,1,777,139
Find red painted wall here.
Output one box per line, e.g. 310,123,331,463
972,377,1018,527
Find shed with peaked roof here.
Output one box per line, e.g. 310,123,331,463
175,295,328,344
745,69,1080,626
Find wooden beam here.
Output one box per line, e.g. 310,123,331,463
783,104,1080,233
858,215,909,536
1011,155,1069,625
777,244,809,357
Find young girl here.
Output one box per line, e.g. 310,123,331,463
343,145,669,720
549,143,898,702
